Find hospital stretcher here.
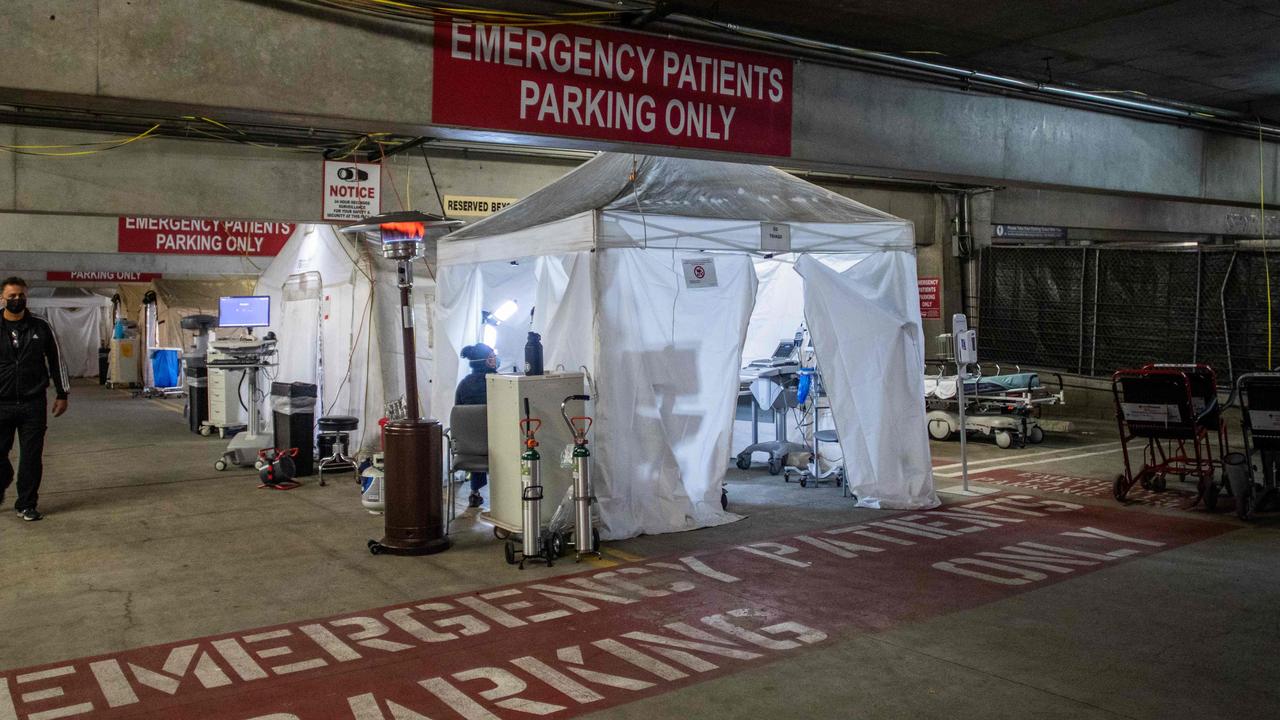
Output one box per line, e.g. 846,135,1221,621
924,361,1065,449
1111,363,1227,503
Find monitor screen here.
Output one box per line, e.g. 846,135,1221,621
770,340,796,360
218,295,270,328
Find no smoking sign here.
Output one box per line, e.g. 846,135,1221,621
681,257,719,289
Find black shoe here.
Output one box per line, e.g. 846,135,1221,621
468,492,483,508
17,508,42,522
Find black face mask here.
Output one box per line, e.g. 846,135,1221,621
5,298,26,315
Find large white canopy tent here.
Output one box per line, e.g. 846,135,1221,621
27,287,112,378
435,153,938,540
253,224,435,452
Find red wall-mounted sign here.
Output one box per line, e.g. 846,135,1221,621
918,276,941,319
432,20,793,156
46,271,162,282
118,217,294,256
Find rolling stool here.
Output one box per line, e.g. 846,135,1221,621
317,415,359,486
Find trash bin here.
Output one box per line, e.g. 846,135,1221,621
149,348,181,388
98,347,109,385
186,362,208,434
272,382,318,476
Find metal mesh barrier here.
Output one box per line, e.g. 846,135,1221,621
980,246,1280,383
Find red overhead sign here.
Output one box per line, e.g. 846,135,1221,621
432,20,793,156
46,271,162,282
117,217,294,256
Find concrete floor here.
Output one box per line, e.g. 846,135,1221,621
1,381,1277,718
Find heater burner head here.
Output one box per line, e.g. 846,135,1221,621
338,211,462,261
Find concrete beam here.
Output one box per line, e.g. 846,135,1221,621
1,0,1277,206
0,248,263,278
992,187,1280,237
0,127,577,220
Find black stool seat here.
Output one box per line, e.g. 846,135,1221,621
815,429,839,444
319,415,359,432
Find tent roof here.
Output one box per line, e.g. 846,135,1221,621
446,153,904,243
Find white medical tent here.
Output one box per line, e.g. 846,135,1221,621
27,287,112,378
435,153,938,541
253,223,435,452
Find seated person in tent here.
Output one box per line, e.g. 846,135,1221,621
456,343,497,508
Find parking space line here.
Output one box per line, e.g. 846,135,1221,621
931,441,1120,471
934,446,1122,478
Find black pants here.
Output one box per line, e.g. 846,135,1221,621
0,397,48,511
470,471,488,493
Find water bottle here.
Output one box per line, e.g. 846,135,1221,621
524,332,544,375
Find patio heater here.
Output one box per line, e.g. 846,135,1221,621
341,211,461,556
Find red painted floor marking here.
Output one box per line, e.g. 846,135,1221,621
0,495,1233,720
973,468,1207,510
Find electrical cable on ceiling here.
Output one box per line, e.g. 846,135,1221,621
1261,121,1273,369
307,0,626,28
0,123,160,156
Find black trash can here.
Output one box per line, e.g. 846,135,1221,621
272,382,318,476
98,347,109,385
186,366,208,434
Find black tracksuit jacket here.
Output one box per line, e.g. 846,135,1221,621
0,314,69,401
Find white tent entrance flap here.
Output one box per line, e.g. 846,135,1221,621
436,153,936,540
796,255,938,509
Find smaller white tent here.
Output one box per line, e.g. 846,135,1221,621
436,153,938,541
27,288,112,378
253,224,435,452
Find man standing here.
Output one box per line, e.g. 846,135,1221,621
0,277,69,521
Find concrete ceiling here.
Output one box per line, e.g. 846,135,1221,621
643,0,1280,121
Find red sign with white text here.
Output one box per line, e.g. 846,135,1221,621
117,217,294,256
432,20,793,156
46,271,162,282
918,276,941,319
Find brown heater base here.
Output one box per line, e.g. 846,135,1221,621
369,418,451,557
368,537,450,556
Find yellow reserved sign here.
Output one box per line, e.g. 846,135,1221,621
443,195,518,217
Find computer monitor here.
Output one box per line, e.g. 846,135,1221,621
770,340,796,361
218,295,271,328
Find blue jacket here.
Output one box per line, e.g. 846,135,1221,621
455,368,494,405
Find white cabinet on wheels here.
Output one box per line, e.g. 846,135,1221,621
204,347,247,437
483,373,586,536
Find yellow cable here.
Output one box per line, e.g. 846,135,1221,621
0,123,160,155
1263,122,1272,368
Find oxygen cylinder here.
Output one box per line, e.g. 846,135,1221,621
520,441,543,558
360,454,385,514
572,443,595,554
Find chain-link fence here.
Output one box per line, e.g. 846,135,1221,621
979,245,1280,384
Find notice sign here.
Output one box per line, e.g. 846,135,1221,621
433,20,793,156
993,224,1067,241
118,217,294,256
323,160,382,221
1121,402,1180,424
443,194,518,217
46,271,161,282
918,276,941,319
682,257,718,289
